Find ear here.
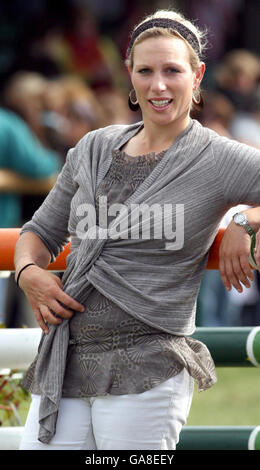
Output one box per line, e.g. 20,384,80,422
193,62,206,90
126,64,133,81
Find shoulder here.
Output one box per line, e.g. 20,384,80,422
192,120,260,159
72,122,143,164
211,131,260,161
191,119,223,144
67,122,143,171
76,122,142,148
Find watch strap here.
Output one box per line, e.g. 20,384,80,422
233,212,255,236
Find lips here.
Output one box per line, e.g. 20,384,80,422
148,98,173,110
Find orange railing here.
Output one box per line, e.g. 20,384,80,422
0,228,225,271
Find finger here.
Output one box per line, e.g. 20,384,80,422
39,304,63,326
240,253,254,282
33,308,50,334
48,299,75,319
225,258,243,292
232,256,251,289
57,291,85,312
219,256,232,291
54,275,63,287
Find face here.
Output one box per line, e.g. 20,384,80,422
128,36,205,130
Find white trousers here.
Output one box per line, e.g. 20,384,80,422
19,368,194,450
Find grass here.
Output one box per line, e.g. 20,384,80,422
187,367,260,425
18,396,32,426
3,367,260,427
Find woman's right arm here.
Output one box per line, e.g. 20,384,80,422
13,145,87,334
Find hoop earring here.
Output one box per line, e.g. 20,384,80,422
192,89,204,111
192,90,201,104
128,89,140,111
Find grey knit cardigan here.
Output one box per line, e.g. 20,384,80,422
19,119,260,443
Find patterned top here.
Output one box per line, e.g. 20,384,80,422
21,148,217,396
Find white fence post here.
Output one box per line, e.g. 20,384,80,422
0,427,24,450
0,328,41,370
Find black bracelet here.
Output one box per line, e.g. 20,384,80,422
16,263,36,287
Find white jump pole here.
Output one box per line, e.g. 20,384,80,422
0,328,41,370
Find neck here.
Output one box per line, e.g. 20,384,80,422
140,114,191,152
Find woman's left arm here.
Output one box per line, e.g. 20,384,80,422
213,135,260,292
219,206,260,292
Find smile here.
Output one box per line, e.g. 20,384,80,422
149,99,173,110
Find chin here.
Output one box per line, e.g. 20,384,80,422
151,115,176,126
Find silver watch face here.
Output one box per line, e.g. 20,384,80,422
234,213,246,225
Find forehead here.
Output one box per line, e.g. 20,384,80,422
132,36,190,65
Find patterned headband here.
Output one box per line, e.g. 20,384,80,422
127,18,201,57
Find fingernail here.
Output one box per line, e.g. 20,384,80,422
81,307,85,312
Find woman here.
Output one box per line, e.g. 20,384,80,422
15,9,260,450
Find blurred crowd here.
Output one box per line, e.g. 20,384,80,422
0,0,260,328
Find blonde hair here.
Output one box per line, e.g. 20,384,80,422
125,9,207,73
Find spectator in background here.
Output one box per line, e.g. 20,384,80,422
1,71,63,226
2,71,49,147
215,49,260,111
42,75,107,157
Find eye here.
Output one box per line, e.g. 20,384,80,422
137,68,151,74
166,68,179,74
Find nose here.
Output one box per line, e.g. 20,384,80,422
150,73,167,93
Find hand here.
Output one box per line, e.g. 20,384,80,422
219,221,254,292
18,265,85,334
255,229,260,270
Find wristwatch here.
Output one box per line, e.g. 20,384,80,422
232,212,255,236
